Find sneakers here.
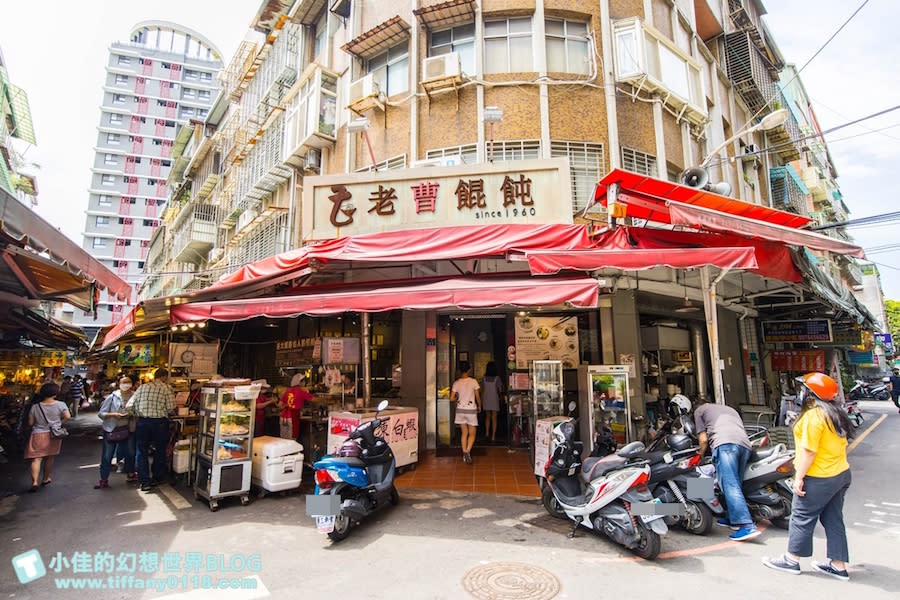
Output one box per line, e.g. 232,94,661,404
812,560,849,581
762,554,801,575
729,525,761,541
139,483,153,492
716,518,739,530
462,452,472,465
93,479,109,489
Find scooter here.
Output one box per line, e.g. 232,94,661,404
542,403,668,560
643,417,717,535
847,379,890,401
845,399,864,428
701,441,795,529
305,400,398,542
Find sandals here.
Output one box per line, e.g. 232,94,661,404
41,479,52,486
27,485,38,493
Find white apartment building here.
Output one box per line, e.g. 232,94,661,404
76,21,222,331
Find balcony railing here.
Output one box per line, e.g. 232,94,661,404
171,204,220,264
724,31,777,114
769,165,809,216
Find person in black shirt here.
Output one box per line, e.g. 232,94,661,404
888,368,900,414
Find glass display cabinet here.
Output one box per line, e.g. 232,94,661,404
531,360,564,419
194,383,258,511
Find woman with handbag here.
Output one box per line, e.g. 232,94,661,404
24,382,70,493
95,376,135,489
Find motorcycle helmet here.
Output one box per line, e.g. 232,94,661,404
795,372,839,402
339,439,362,458
665,433,692,451
668,394,692,419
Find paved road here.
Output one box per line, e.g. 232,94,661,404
2,401,898,599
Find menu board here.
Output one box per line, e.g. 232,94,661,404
275,338,322,367
771,350,826,372
513,315,579,369
322,337,360,365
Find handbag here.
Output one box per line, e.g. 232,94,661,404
107,426,130,442
38,403,68,438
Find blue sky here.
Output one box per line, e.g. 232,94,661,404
1,1,897,298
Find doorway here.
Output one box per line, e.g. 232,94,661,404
436,314,509,455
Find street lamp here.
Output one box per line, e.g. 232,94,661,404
699,108,789,169
483,106,503,163
348,116,377,170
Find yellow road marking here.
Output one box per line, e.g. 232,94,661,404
849,414,887,453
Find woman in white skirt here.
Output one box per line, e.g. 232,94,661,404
451,361,481,464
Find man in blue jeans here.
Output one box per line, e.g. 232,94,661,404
694,400,761,541
128,368,176,492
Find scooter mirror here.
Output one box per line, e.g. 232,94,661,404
376,400,389,412
567,401,577,413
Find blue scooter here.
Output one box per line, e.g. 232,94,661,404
305,400,398,541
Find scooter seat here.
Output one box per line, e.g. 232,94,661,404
581,455,627,483
322,456,366,468
750,446,777,462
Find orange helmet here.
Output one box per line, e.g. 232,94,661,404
796,372,839,401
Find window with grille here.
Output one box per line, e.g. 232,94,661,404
551,141,606,211
355,154,408,173
488,140,541,161
425,144,478,165
109,113,123,125
622,147,657,176
229,212,290,269
545,19,590,75
485,18,534,73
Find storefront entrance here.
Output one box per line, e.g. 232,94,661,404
436,314,510,455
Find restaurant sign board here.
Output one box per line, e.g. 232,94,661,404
301,158,573,241
762,320,832,343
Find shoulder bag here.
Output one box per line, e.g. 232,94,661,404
38,403,69,439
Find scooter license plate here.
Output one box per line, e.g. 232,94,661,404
316,515,335,533
640,514,665,524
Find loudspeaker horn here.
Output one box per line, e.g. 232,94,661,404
680,167,709,189
707,181,732,196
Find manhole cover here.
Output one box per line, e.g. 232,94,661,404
462,562,560,600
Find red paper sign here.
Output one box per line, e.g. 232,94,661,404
771,350,825,372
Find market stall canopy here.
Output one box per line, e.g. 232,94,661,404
665,202,865,259
0,189,132,308
208,223,595,291
0,305,87,349
519,227,800,282
593,169,812,228
170,275,600,323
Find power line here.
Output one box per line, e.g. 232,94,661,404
796,0,870,75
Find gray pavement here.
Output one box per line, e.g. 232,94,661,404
2,401,898,599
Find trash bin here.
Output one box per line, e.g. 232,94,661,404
250,436,304,494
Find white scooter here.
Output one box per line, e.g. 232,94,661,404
542,403,668,560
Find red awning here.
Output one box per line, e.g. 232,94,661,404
537,227,801,282
593,169,812,228
170,276,599,323
210,223,595,290
525,246,758,275
666,202,865,259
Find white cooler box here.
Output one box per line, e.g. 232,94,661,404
251,436,304,493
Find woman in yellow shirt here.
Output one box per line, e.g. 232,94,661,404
763,372,853,581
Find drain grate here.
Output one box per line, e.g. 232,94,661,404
462,562,560,600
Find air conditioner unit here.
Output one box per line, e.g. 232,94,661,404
348,73,379,105
235,208,258,233
422,53,461,82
